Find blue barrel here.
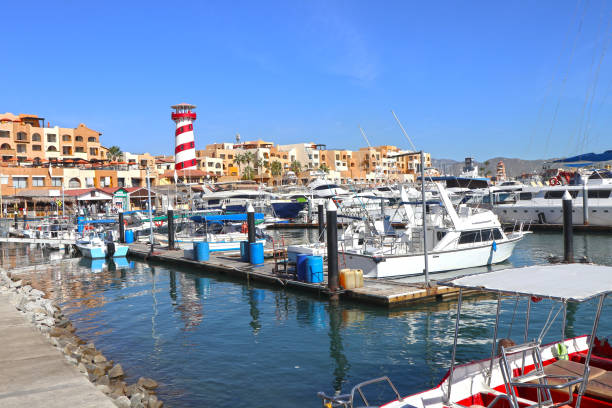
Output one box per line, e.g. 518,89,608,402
124,230,134,244
194,242,210,261
77,216,85,233
240,241,250,262
296,254,309,282
249,242,264,265
306,256,324,283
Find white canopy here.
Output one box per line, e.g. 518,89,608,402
445,263,612,302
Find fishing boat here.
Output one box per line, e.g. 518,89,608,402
340,183,524,278
76,232,129,259
318,263,612,408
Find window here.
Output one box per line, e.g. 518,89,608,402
47,146,57,152
62,134,71,141
0,176,8,185
588,190,611,199
118,178,125,187
458,230,481,244
88,136,96,142
32,145,42,151
62,146,72,155
47,134,57,143
68,178,81,188
90,148,98,156
480,229,493,242
51,177,62,187
544,191,578,199
0,130,9,138
519,192,532,200
86,177,94,187
75,146,84,153
31,133,41,141
75,136,83,142
16,144,26,153
493,229,503,240
314,184,339,190
16,132,27,141
32,177,44,187
12,177,27,189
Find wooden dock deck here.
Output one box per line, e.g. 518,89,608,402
127,243,462,308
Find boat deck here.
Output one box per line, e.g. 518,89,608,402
127,242,463,308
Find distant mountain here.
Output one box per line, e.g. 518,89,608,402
432,157,556,178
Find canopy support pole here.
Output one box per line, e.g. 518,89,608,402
576,294,606,408
488,294,502,386
445,288,462,404
521,297,532,372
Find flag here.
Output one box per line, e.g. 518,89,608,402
492,241,497,252
173,169,178,184
48,166,53,177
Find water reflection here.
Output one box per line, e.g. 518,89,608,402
329,300,349,392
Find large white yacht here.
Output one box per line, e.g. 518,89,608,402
493,170,612,226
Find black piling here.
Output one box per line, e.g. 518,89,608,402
23,213,27,229
14,213,18,229
167,208,175,250
247,203,256,244
563,191,574,263
318,203,325,242
326,200,339,297
118,211,125,243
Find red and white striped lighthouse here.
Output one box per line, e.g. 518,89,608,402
171,103,198,171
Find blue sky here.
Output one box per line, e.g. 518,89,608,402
2,0,611,161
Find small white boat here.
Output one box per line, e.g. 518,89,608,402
76,233,129,259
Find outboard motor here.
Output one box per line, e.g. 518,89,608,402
106,242,115,257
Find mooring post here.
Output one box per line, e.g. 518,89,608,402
23,213,27,229
326,199,339,297
317,202,325,242
14,212,18,229
167,206,175,250
582,181,589,225
118,210,125,243
247,202,255,244
563,190,574,263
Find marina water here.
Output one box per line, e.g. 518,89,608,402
2,231,611,407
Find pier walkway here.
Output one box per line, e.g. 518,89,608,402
0,292,115,408
128,243,463,307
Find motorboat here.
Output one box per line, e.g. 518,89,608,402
76,232,129,259
318,263,612,408
339,183,524,278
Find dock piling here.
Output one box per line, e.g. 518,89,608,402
14,213,17,229
167,207,175,250
582,182,589,225
247,203,256,244
326,199,339,297
318,203,325,242
118,211,125,243
563,191,574,263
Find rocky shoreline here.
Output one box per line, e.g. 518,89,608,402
0,267,164,408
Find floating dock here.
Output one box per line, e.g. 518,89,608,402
127,243,463,308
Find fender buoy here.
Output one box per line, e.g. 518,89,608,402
123,219,128,227
241,222,248,233
25,224,29,230
154,221,163,228
549,178,559,186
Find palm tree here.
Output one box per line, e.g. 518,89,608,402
290,160,302,175
233,153,245,178
242,166,255,180
107,146,122,162
319,163,330,173
270,161,282,185
254,158,265,183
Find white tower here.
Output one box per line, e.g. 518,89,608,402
171,103,197,171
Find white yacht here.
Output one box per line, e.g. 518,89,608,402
339,183,524,278
493,170,612,227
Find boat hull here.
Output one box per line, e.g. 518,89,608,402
342,237,520,278
77,244,106,259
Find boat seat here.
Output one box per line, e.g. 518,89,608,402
527,360,606,394
584,371,612,402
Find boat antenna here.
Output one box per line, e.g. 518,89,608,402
358,125,372,148
391,110,418,152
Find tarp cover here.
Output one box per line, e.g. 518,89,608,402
190,213,264,223
445,264,612,302
553,150,612,163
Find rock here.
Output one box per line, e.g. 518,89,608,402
21,284,32,293
126,384,144,398
130,393,145,408
110,380,127,397
114,396,131,408
93,354,107,363
137,377,158,390
49,327,68,337
39,317,55,327
108,364,124,379
9,280,22,288
96,384,112,395
149,401,163,408
55,318,70,328
16,295,28,311
97,375,110,386
30,288,45,298
87,364,105,378
77,363,88,373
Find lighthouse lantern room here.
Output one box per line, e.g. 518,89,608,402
171,103,197,171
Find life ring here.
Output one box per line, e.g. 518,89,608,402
241,222,248,233
549,177,559,186
123,219,128,227
84,225,93,231
154,221,163,228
